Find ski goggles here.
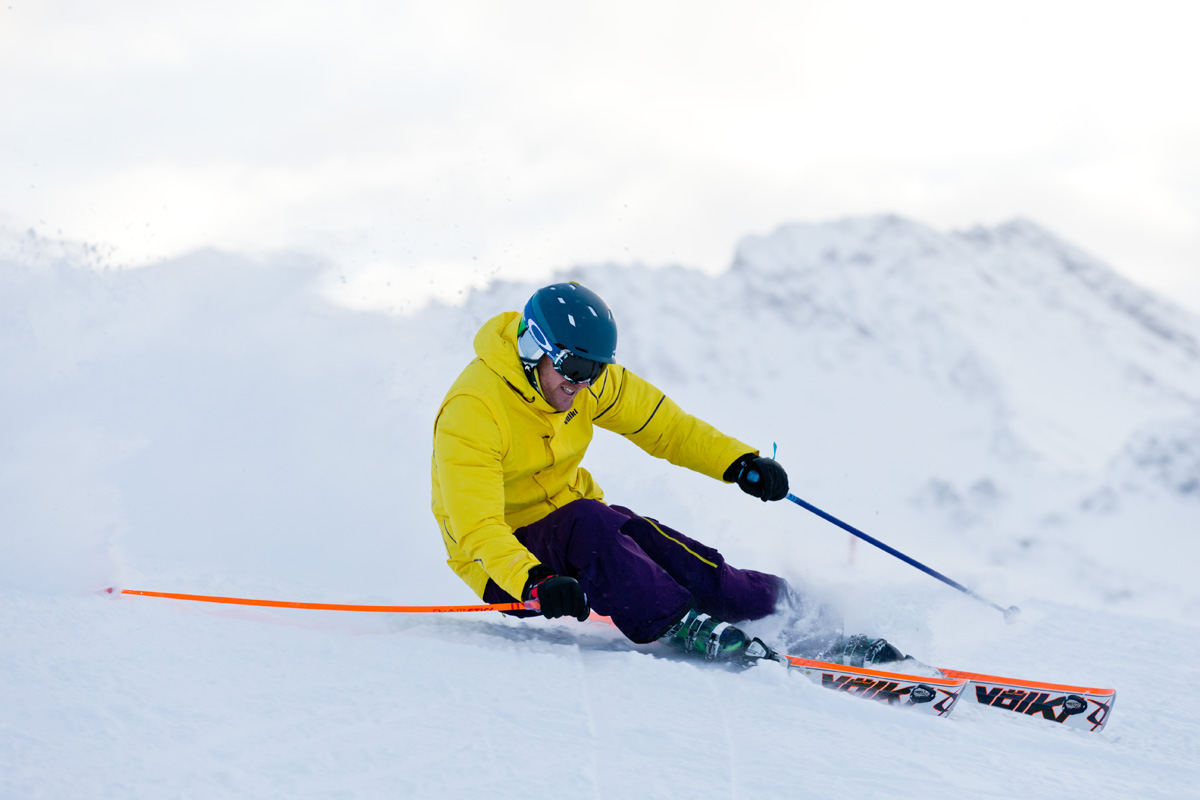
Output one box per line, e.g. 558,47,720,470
550,347,606,385
524,316,607,385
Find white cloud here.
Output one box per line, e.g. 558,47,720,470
3,0,1199,312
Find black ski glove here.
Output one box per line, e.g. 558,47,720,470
725,452,789,502
523,566,590,621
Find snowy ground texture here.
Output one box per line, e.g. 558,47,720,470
3,216,1200,798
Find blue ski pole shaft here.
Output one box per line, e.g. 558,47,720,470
784,492,1020,623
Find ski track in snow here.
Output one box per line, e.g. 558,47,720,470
1,590,1196,798
3,217,1200,797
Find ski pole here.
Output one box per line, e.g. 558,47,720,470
745,464,1019,623
780,493,1020,623
107,588,540,614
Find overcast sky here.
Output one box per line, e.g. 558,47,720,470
3,0,1198,314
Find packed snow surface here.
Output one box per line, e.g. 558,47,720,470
2,217,1199,798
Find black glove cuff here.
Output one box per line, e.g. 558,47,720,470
723,452,758,483
522,564,555,601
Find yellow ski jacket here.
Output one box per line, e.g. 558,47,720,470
430,312,755,602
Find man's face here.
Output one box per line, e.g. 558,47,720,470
537,355,590,412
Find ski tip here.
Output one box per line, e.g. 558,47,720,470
1003,605,1021,624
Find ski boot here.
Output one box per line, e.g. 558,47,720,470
660,608,775,665
816,634,908,668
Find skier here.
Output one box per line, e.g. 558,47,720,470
430,281,902,666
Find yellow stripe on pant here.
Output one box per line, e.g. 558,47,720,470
643,516,719,569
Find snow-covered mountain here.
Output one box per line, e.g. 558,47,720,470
4,213,1198,613
565,216,1200,615
2,217,1198,797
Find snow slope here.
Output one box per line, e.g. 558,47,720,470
2,217,1198,798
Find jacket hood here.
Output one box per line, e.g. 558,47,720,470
473,312,554,411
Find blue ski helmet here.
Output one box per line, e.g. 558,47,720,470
522,282,617,383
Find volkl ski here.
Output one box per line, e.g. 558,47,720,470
776,655,967,718
772,654,1115,732
939,668,1115,732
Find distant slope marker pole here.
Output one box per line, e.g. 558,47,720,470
105,588,538,614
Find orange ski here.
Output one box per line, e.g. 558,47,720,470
939,668,1115,732
777,655,967,717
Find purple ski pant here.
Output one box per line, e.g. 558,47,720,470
481,499,783,643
